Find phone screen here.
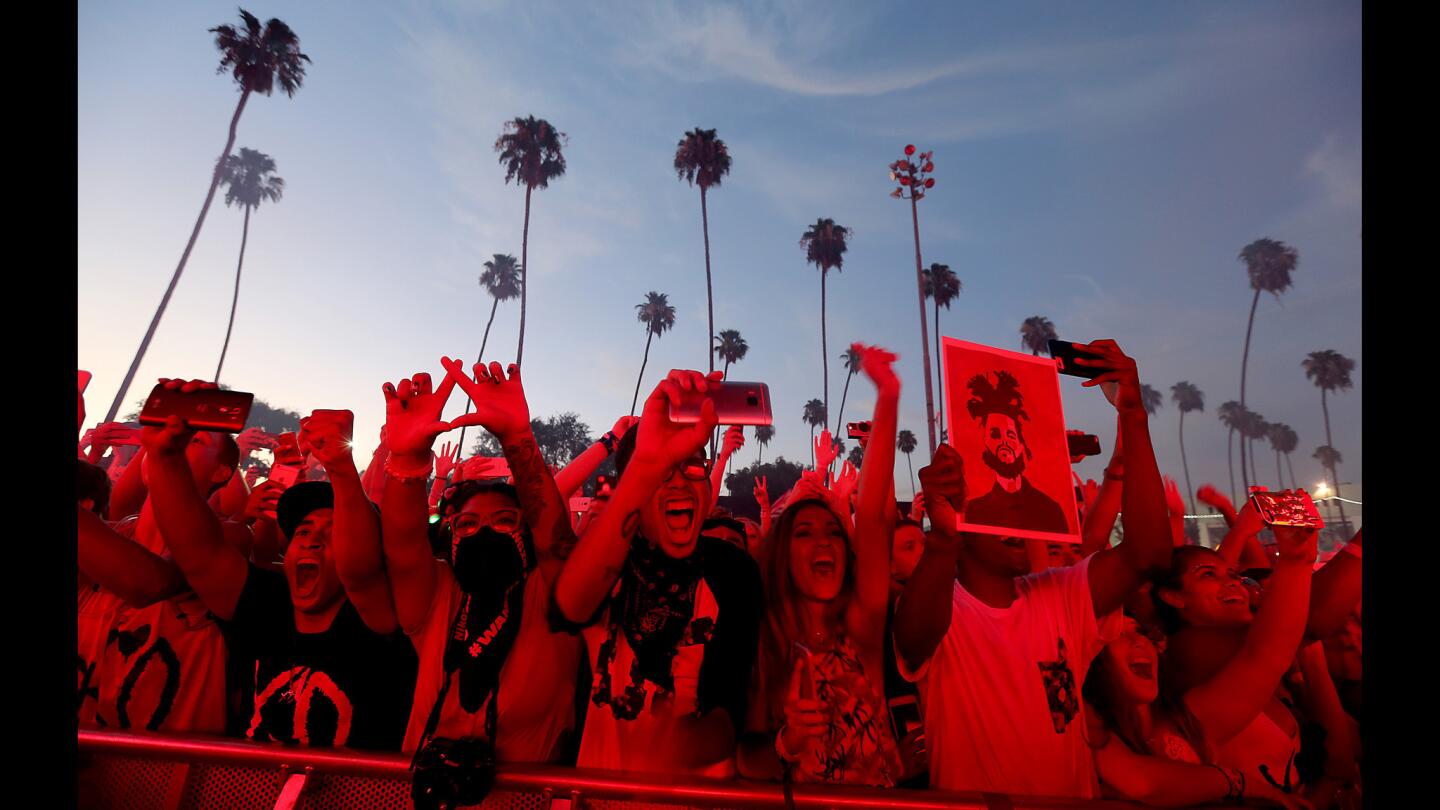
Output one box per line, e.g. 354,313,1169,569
1049,340,1109,380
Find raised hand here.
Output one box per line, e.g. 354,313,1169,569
814,429,840,472
856,343,900,394
441,358,532,441
1074,340,1144,416
299,409,356,470
779,656,825,761
720,424,746,458
918,443,966,538
236,426,277,456
139,378,215,457
831,460,859,505
629,370,721,478
610,415,640,440
242,481,284,524
1163,476,1185,516
1274,518,1320,566
754,475,770,513
433,441,461,480
381,370,456,461
908,491,926,522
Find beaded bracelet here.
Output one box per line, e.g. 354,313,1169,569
384,455,432,482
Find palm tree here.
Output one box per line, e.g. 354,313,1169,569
1217,401,1243,503
1241,409,1268,488
1266,422,1295,491
105,10,309,423
897,429,919,497
1303,349,1355,526
1274,424,1300,489
495,116,567,368
1140,384,1163,416
802,399,827,466
1019,316,1058,356
713,329,748,379
213,147,284,383
754,424,775,465
847,445,865,469
1170,381,1204,513
1236,238,1299,491
456,254,523,452
799,219,851,426
674,128,732,372
833,346,864,435
1312,444,1344,527
630,292,677,416
923,263,962,441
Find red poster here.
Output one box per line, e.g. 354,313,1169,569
941,337,1081,544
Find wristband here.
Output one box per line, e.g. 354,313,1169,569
384,455,432,482
775,727,803,763
1210,765,1244,802
599,432,619,455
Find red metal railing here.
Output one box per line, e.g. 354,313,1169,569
78,730,1219,810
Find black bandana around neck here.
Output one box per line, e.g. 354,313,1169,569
444,527,533,715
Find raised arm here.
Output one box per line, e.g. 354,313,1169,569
301,408,398,634
555,416,637,500
850,345,901,636
378,371,453,634
1078,341,1172,617
553,370,719,624
442,358,576,573
1307,529,1360,640
1091,729,1291,807
360,426,389,505
139,385,249,621
1180,524,1316,746
709,425,745,510
1080,434,1124,557
109,445,150,520
77,506,188,608
894,444,965,673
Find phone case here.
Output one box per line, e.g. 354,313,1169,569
138,384,253,433
1050,340,1109,380
267,464,302,490
1249,489,1324,529
668,381,773,426
272,433,305,466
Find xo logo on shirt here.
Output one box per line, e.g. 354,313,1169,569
250,667,354,747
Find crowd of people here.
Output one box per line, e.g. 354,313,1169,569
76,340,1361,808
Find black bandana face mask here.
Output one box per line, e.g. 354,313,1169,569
451,526,529,597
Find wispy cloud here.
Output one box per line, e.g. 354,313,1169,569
1302,133,1361,211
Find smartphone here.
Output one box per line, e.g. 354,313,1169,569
272,433,305,467
138,384,254,433
1066,432,1102,457
1248,488,1324,530
792,642,819,700
1049,339,1110,380
669,381,773,426
846,421,872,440
267,463,302,490
79,370,93,394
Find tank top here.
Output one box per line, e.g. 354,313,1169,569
1213,703,1303,795
790,637,901,787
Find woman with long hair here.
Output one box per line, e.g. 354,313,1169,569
737,346,902,786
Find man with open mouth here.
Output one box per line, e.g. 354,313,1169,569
141,383,418,751
554,369,764,776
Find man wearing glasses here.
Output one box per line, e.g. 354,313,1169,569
554,370,764,776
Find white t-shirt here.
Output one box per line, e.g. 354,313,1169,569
899,555,1122,797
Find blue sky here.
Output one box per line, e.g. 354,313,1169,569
78,0,1362,503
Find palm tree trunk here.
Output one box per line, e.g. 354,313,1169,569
701,187,714,374
1227,428,1236,504
1178,411,1194,513
105,89,251,422
834,372,853,436
1237,288,1261,492
631,328,655,417
810,426,817,467
820,270,830,426
1249,438,1259,486
757,443,763,466
1285,453,1297,490
911,197,937,458
905,452,916,498
934,298,945,442
458,296,503,453
214,204,252,384
1320,389,1348,529
516,185,532,368
1275,450,1283,490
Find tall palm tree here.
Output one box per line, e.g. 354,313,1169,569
833,346,864,435
456,254,523,451
213,147,284,383
802,398,827,466
1170,381,1204,513
630,292,676,416
1303,349,1355,526
897,429,919,497
1019,316,1058,356
754,424,775,465
1274,424,1300,489
1241,409,1268,488
495,116,567,368
713,329,748,379
1266,422,1295,490
1312,445,1343,527
1236,238,1299,491
674,128,732,372
1217,401,1243,503
799,218,851,425
105,9,309,422
923,263,962,441
847,445,865,469
1140,384,1163,416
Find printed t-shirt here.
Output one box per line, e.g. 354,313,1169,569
78,582,122,727
221,563,418,751
899,555,1122,797
402,560,582,760
81,516,229,734
560,535,763,776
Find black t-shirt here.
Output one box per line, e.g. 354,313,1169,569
965,478,1070,534
220,564,418,751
